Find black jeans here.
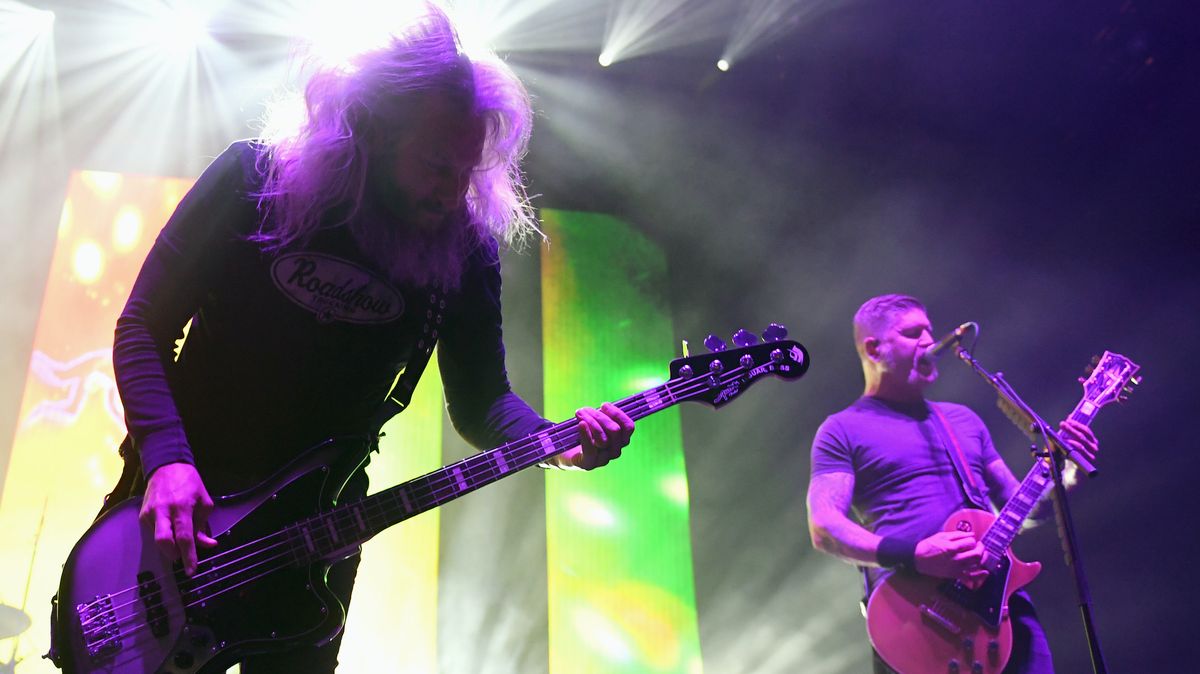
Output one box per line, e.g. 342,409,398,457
239,468,369,674
236,547,363,673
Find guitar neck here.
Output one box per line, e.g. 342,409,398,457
276,337,809,563
291,379,684,561
979,398,1093,556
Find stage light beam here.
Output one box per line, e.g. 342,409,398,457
722,0,839,69
600,0,732,66
158,5,209,56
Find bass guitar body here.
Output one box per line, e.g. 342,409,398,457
53,438,369,674
50,336,814,673
866,508,1042,674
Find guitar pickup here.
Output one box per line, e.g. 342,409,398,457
918,603,962,637
137,570,170,638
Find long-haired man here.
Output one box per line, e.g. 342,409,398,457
112,5,632,671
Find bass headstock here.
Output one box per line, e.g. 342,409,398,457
669,324,809,408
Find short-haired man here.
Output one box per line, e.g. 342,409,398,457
806,294,1097,673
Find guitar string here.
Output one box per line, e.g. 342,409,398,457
885,390,1115,632
78,363,697,619
78,368,701,642
78,408,593,633
978,395,1097,560
973,456,1056,568
79,357,783,646
77,389,654,644
77,374,675,638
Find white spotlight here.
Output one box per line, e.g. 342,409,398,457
0,4,55,41
35,8,55,33
151,4,210,57
716,58,730,72
299,1,426,69
598,51,614,67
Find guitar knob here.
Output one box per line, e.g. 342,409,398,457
761,323,788,342
972,662,984,674
962,637,974,651
948,659,960,673
704,334,727,352
732,329,758,347
988,640,1000,654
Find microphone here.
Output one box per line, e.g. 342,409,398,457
921,322,975,362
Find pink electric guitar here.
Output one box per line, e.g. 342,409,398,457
866,351,1140,674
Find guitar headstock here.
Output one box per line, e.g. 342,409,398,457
1080,351,1142,409
669,324,809,408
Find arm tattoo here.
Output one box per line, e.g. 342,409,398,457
806,472,884,566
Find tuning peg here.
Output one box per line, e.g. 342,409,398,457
732,329,758,348
761,323,788,342
1130,375,1143,386
703,334,727,352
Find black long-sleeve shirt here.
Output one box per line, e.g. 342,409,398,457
114,141,548,493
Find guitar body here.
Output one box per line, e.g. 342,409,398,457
866,509,1042,674
53,437,371,674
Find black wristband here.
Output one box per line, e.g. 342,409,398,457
876,537,918,569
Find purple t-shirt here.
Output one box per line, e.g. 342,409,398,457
811,396,1001,544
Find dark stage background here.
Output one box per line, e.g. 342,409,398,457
2,1,1197,672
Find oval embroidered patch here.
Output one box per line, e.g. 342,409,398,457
271,253,404,324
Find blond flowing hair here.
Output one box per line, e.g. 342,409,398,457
252,3,539,256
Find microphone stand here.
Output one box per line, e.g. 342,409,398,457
951,346,1107,674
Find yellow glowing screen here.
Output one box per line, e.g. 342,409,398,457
0,171,191,671
0,171,443,673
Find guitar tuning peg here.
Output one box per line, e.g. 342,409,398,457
703,334,727,352
1130,376,1143,386
1077,376,1086,384
761,323,788,342
1090,354,1101,365
732,329,758,348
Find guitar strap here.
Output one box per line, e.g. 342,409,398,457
367,286,446,435
929,403,989,510
861,404,989,605
101,287,446,518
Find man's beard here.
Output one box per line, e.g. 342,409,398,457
349,206,471,291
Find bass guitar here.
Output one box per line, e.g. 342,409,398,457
49,334,809,674
866,350,1140,674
